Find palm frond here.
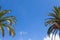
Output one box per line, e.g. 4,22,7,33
3,16,16,25
10,28,15,37
48,13,57,18
0,25,4,37
54,7,60,18
0,16,16,25
0,10,11,18
47,25,54,36
54,7,59,15
2,24,15,37
45,19,54,26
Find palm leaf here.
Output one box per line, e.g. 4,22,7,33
54,7,60,18
10,28,15,37
0,17,16,25
2,24,15,37
3,16,16,25
45,19,54,26
54,7,59,15
47,25,54,36
48,13,57,18
0,25,4,37
0,10,11,18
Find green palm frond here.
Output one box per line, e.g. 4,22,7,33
0,10,11,18
47,25,54,36
0,16,16,25
45,18,59,26
54,7,60,18
48,13,57,18
54,7,59,15
0,26,4,37
0,24,4,37
45,19,54,26
3,16,16,25
2,24,15,37
10,28,15,37
3,16,16,20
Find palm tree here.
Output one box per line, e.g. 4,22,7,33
0,6,16,37
45,6,60,37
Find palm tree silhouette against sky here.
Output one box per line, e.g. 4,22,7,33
45,6,60,37
0,6,16,37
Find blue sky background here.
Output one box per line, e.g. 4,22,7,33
0,0,60,40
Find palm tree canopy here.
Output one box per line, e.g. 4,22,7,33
0,7,16,37
45,6,60,37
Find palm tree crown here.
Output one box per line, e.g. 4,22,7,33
0,7,16,37
45,6,60,37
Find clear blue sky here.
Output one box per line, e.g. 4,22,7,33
0,0,60,40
